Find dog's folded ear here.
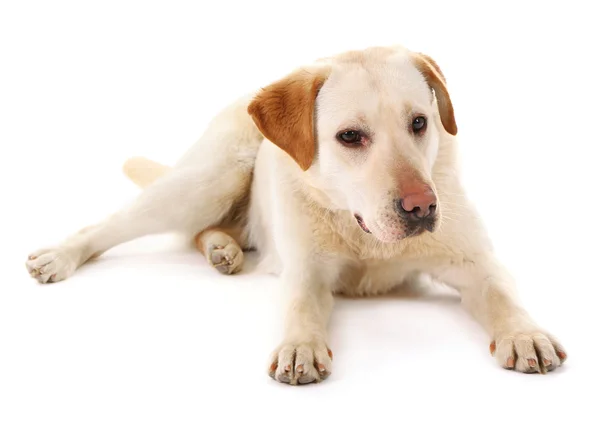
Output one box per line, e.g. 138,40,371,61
411,53,458,136
248,67,330,171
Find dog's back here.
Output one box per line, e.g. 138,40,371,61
123,94,263,190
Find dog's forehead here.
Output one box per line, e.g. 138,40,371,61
317,50,432,123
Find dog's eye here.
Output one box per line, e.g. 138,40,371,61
412,116,427,133
337,130,362,147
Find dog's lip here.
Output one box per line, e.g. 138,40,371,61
354,214,371,234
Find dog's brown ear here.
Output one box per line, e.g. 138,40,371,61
248,67,329,171
412,53,457,136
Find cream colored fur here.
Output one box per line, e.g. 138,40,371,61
25,45,566,384
122,156,170,188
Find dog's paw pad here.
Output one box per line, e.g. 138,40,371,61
207,243,243,275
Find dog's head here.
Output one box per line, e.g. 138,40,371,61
248,46,457,243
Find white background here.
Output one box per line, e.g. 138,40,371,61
1,1,599,430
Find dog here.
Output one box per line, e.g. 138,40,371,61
25,45,567,384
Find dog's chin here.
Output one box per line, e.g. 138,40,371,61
372,232,407,243
377,226,433,243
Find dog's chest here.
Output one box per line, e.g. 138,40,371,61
333,258,412,296
311,210,445,296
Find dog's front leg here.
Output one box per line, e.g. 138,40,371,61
433,254,567,373
268,265,335,385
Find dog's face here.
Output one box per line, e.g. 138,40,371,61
248,46,457,243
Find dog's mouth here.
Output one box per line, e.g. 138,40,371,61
353,213,434,241
354,214,371,234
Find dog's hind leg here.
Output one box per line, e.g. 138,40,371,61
25,94,262,283
25,166,248,283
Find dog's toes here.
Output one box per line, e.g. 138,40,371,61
25,248,78,283
269,339,332,385
491,330,565,374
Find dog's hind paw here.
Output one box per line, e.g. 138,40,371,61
25,248,79,283
208,243,243,275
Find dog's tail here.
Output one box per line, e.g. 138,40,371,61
122,156,171,188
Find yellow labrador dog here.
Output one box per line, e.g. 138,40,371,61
26,45,567,384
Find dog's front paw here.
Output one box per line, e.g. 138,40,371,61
268,339,333,385
490,330,567,374
25,248,79,283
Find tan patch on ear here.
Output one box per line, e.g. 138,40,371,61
416,53,446,82
247,67,330,171
411,53,457,135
